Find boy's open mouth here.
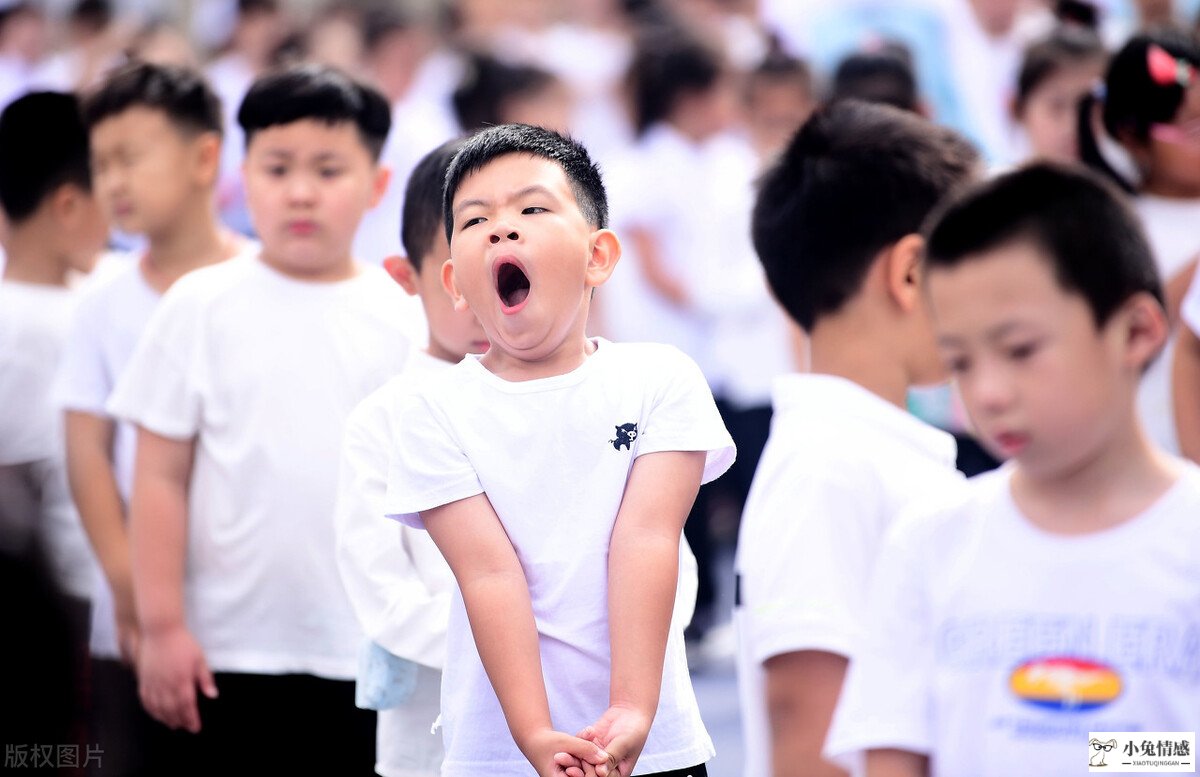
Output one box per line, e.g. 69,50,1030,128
495,259,531,310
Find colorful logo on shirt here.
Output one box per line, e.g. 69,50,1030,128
1009,656,1122,712
609,422,638,451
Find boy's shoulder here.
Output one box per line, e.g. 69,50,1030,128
769,373,959,466
73,252,145,306
349,351,455,430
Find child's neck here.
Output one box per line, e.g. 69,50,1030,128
479,325,595,382
1010,416,1180,536
1,224,70,286
142,200,237,293
808,321,912,410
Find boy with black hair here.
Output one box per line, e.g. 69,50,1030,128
385,123,734,777
734,99,979,777
56,62,248,774
0,90,106,606
336,137,488,777
107,64,418,773
827,162,1200,777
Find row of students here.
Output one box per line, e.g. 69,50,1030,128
6,37,1200,777
734,99,1200,777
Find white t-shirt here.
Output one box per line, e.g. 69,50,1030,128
107,253,418,678
0,279,98,599
337,349,457,777
1133,195,1200,455
826,464,1200,777
341,345,705,777
733,374,963,777
385,339,734,777
605,125,792,400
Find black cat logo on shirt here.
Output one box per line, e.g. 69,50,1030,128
610,423,638,451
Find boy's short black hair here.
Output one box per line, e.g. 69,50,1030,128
924,162,1163,326
452,51,559,132
831,44,919,113
82,62,223,137
402,137,465,270
627,24,724,135
442,124,607,241
237,64,391,161
0,92,92,223
752,99,978,333
362,5,410,53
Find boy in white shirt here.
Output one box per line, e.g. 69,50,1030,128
734,99,979,777
57,62,247,775
0,91,107,607
107,65,417,773
385,123,734,777
336,137,489,777
827,163,1200,777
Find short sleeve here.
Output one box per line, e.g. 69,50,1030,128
53,289,112,417
824,513,936,770
1184,269,1200,335
105,283,204,440
740,466,880,662
384,390,484,529
635,348,735,484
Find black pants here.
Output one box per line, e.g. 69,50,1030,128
167,672,376,775
685,399,773,637
87,657,193,776
639,764,708,777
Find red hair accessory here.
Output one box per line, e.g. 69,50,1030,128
1148,44,1195,88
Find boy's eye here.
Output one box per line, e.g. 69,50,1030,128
944,354,971,374
522,206,547,215
1006,342,1039,361
461,216,485,230
319,167,343,179
267,165,287,177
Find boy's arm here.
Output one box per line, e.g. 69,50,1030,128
627,227,690,308
1174,323,1200,462
422,493,610,777
866,750,929,777
130,426,216,734
588,449,705,777
64,410,138,663
764,651,850,777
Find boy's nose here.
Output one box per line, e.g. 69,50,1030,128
489,230,519,244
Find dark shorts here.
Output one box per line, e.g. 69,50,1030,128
638,764,708,777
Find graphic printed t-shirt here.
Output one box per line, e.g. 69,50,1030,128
827,464,1200,777
385,339,735,776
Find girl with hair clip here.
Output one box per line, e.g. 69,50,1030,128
1079,29,1200,455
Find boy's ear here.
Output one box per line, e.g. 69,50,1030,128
584,228,621,289
49,183,78,222
192,131,222,187
382,255,419,296
441,257,471,312
1116,291,1169,371
368,164,391,210
883,233,925,314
